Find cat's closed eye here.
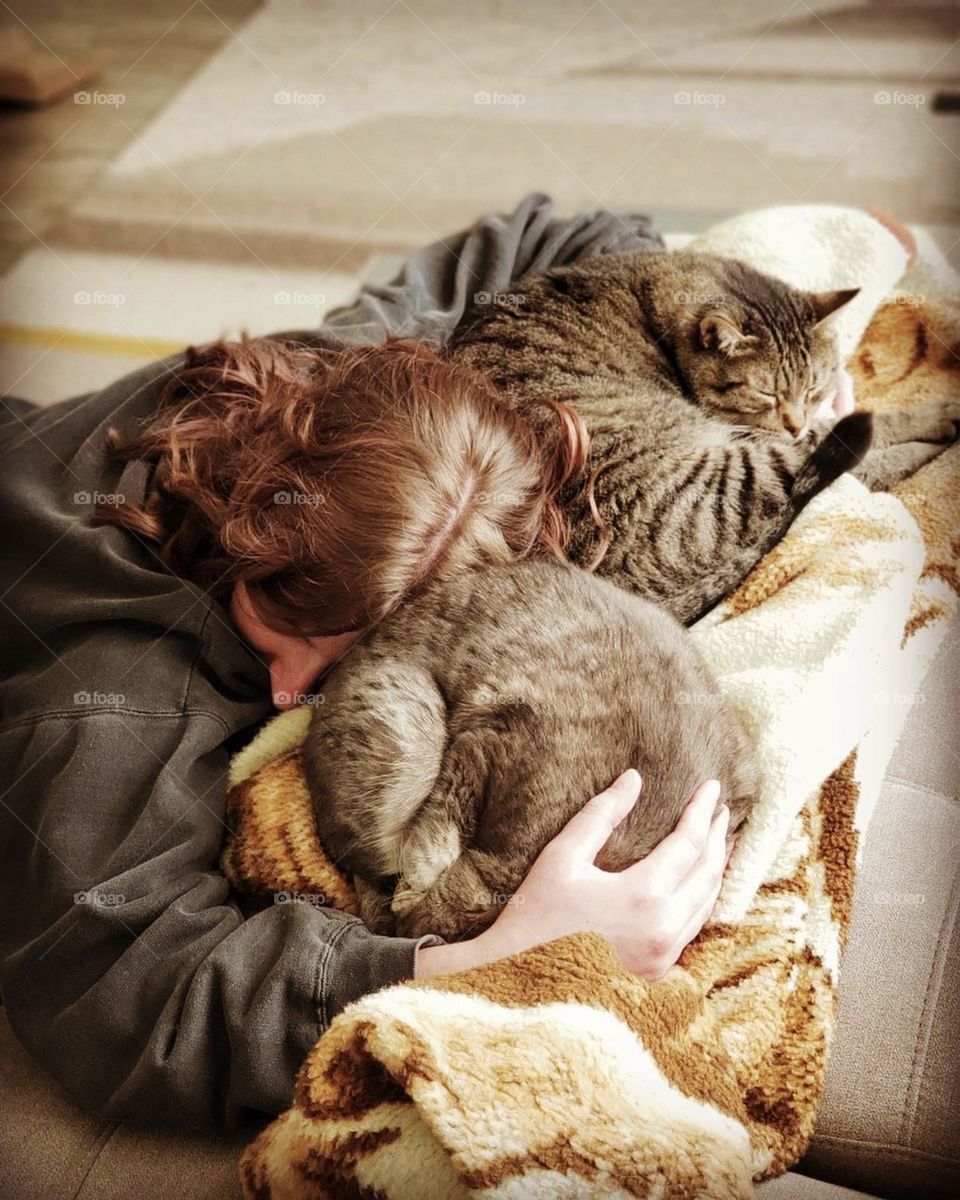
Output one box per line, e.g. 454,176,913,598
807,377,832,403
713,381,777,412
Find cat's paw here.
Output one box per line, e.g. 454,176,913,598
876,397,960,448
398,820,461,890
914,397,960,443
354,877,396,934
390,882,427,919
855,440,951,490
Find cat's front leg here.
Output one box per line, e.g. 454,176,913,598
854,440,951,490
393,848,503,942
392,726,495,933
851,398,959,489
869,397,960,449
389,762,471,922
395,815,462,896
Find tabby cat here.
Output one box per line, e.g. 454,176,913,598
450,250,960,623
304,560,759,942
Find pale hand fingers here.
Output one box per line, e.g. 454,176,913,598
628,778,721,892
671,805,731,952
639,806,730,980
550,769,642,866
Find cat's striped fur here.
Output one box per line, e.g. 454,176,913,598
450,250,958,623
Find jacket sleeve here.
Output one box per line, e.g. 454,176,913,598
295,190,662,348
0,673,437,1133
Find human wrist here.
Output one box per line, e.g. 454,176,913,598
414,927,512,979
414,937,474,979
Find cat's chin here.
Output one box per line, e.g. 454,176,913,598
706,411,772,437
733,422,790,439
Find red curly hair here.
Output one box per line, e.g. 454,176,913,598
97,337,595,636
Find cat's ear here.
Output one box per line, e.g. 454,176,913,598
698,311,759,356
809,288,860,325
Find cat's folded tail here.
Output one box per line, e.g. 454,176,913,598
793,411,874,508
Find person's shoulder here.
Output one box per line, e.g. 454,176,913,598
3,353,184,479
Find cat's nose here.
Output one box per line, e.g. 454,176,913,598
782,413,803,436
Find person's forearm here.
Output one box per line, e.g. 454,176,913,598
415,937,488,980
414,921,536,980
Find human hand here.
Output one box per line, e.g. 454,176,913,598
415,770,730,981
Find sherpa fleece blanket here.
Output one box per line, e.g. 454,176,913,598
223,207,960,1199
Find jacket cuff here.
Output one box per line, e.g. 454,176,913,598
322,920,444,1022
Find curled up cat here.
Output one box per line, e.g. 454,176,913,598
450,250,960,624
306,249,955,945
304,560,759,943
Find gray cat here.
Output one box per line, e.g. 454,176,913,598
450,249,959,624
304,560,758,942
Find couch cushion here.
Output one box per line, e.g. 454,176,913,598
757,1175,880,1199
0,1006,251,1200
799,618,960,1199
